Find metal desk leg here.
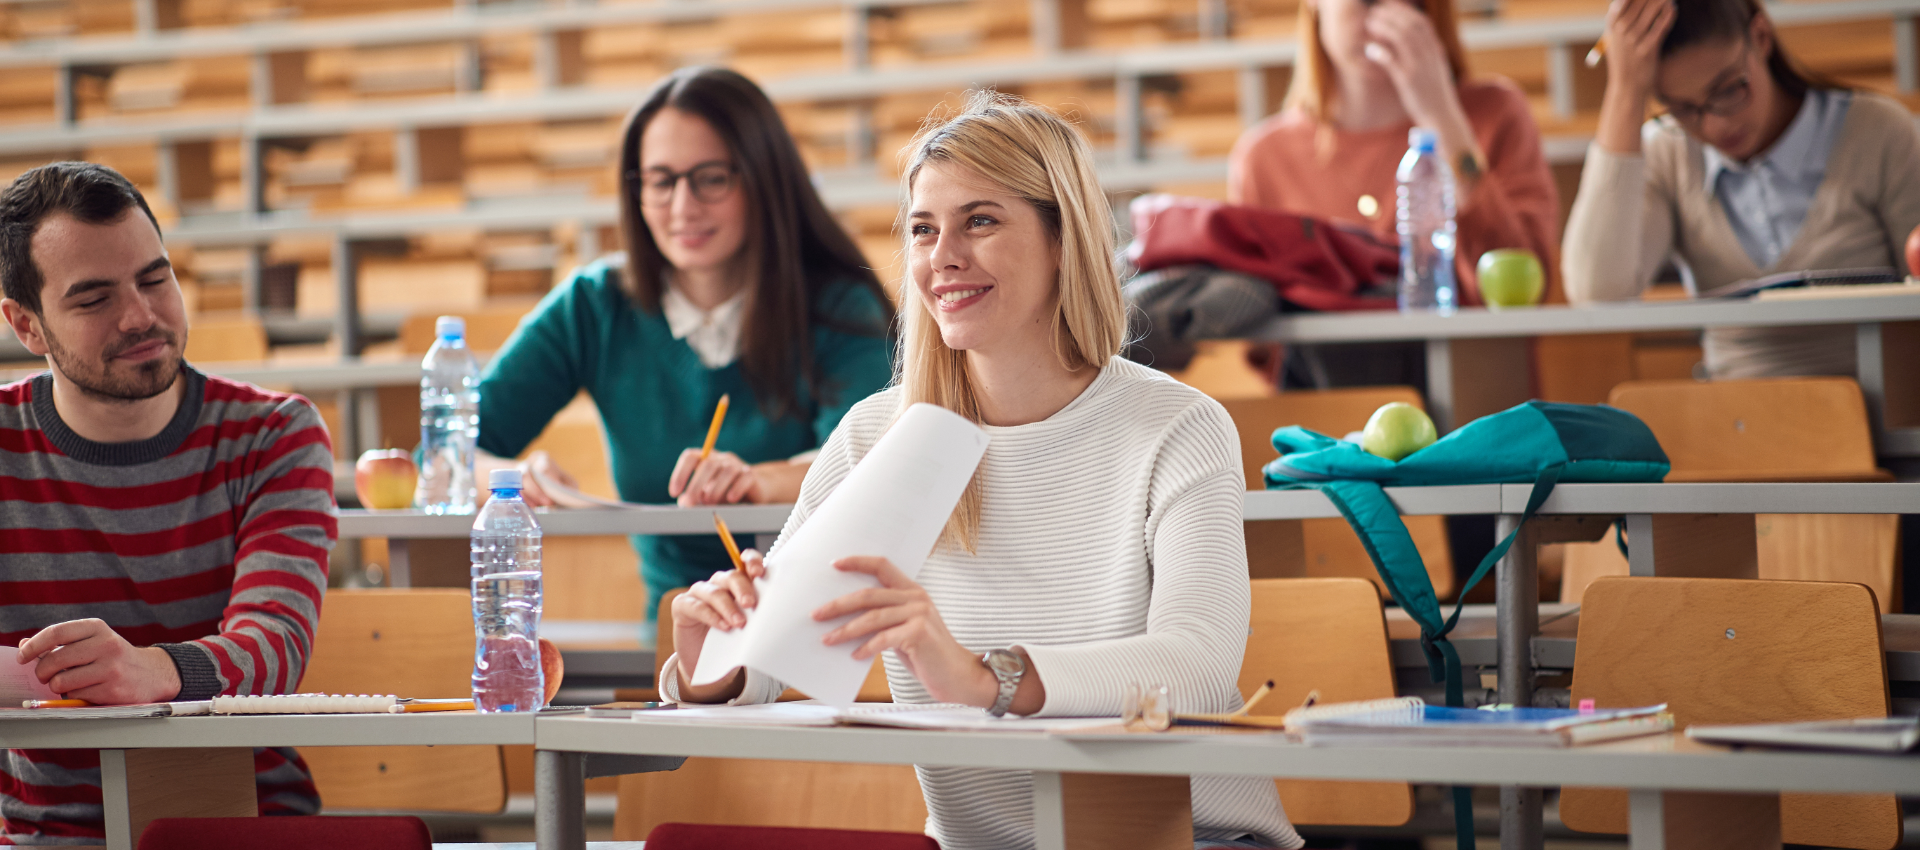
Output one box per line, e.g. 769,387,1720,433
1424,338,1455,432
387,538,412,587
1032,771,1066,850
535,749,586,850
1495,515,1543,850
100,750,133,850
1858,322,1887,447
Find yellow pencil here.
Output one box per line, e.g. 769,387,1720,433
713,513,745,570
24,699,90,709
1236,680,1277,717
389,699,475,713
698,394,730,462
1585,37,1606,68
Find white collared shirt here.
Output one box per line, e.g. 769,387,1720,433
1703,88,1851,268
662,284,747,369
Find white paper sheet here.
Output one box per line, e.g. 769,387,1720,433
625,700,1114,732
691,403,990,706
0,646,61,706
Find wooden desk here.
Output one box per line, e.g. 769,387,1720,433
1248,294,1920,458
0,712,535,850
532,717,1920,850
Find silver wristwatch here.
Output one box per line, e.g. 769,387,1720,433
981,648,1026,717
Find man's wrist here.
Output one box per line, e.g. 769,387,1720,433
155,643,217,701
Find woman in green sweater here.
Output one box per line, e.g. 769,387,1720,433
475,66,895,618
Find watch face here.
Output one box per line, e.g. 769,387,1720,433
985,650,1024,677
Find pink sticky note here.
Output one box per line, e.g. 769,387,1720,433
1578,699,1596,713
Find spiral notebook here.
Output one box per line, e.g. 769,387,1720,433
212,694,474,714
1294,700,1671,748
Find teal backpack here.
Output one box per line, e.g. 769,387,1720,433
1262,401,1669,848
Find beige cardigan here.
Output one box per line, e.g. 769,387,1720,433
1562,91,1920,378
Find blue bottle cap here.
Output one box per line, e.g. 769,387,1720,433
436,316,466,341
1407,128,1439,154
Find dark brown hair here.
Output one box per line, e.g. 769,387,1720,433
616,66,893,420
1660,0,1842,101
0,161,161,315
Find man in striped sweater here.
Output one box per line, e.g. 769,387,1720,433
0,162,336,843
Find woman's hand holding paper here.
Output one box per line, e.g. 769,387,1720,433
815,556,1035,711
671,549,766,702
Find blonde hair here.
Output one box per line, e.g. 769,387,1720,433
896,91,1127,550
1284,0,1471,124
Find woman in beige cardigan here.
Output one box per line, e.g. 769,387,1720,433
1563,0,1920,378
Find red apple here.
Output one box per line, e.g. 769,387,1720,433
539,637,564,707
354,449,418,510
1905,223,1920,279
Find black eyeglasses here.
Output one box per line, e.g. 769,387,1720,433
632,162,739,207
1660,46,1755,125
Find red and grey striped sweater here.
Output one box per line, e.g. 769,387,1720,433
0,365,336,844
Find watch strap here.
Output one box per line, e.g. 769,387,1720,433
982,649,1025,717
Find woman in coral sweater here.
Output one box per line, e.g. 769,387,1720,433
1228,0,1560,386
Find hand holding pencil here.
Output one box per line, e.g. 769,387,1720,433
668,394,760,506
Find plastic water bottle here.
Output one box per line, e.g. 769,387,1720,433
471,468,544,713
1395,128,1459,315
415,315,479,514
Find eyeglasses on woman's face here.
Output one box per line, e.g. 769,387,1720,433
635,162,739,208
1659,45,1755,126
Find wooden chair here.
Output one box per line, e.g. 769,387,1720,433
1556,378,1901,612
1219,389,1455,600
1242,578,1411,826
613,591,921,838
184,313,269,363
297,589,507,813
1561,577,1898,849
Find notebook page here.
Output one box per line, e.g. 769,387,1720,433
0,646,60,706
692,403,990,706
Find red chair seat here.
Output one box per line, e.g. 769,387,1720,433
645,822,940,849
139,816,432,850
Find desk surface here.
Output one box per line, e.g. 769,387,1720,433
1248,292,1920,343
534,717,1920,796
0,711,535,749
336,483,1920,538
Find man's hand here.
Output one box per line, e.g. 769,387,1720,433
16,619,183,705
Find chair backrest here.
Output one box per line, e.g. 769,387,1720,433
1219,391,1454,599
1242,578,1411,827
140,816,432,850
1606,377,1878,479
644,823,939,850
184,313,269,363
1561,577,1897,849
398,302,539,355
1563,378,1901,612
299,589,507,814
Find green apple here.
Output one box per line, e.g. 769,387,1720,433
1477,248,1545,309
1361,402,1437,462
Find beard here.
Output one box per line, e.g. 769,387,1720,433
43,324,184,403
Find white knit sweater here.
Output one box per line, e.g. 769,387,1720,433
664,357,1301,850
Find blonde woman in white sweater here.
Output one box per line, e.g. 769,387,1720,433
659,91,1301,850
1563,0,1920,378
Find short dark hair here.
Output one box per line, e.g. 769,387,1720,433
0,161,162,315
